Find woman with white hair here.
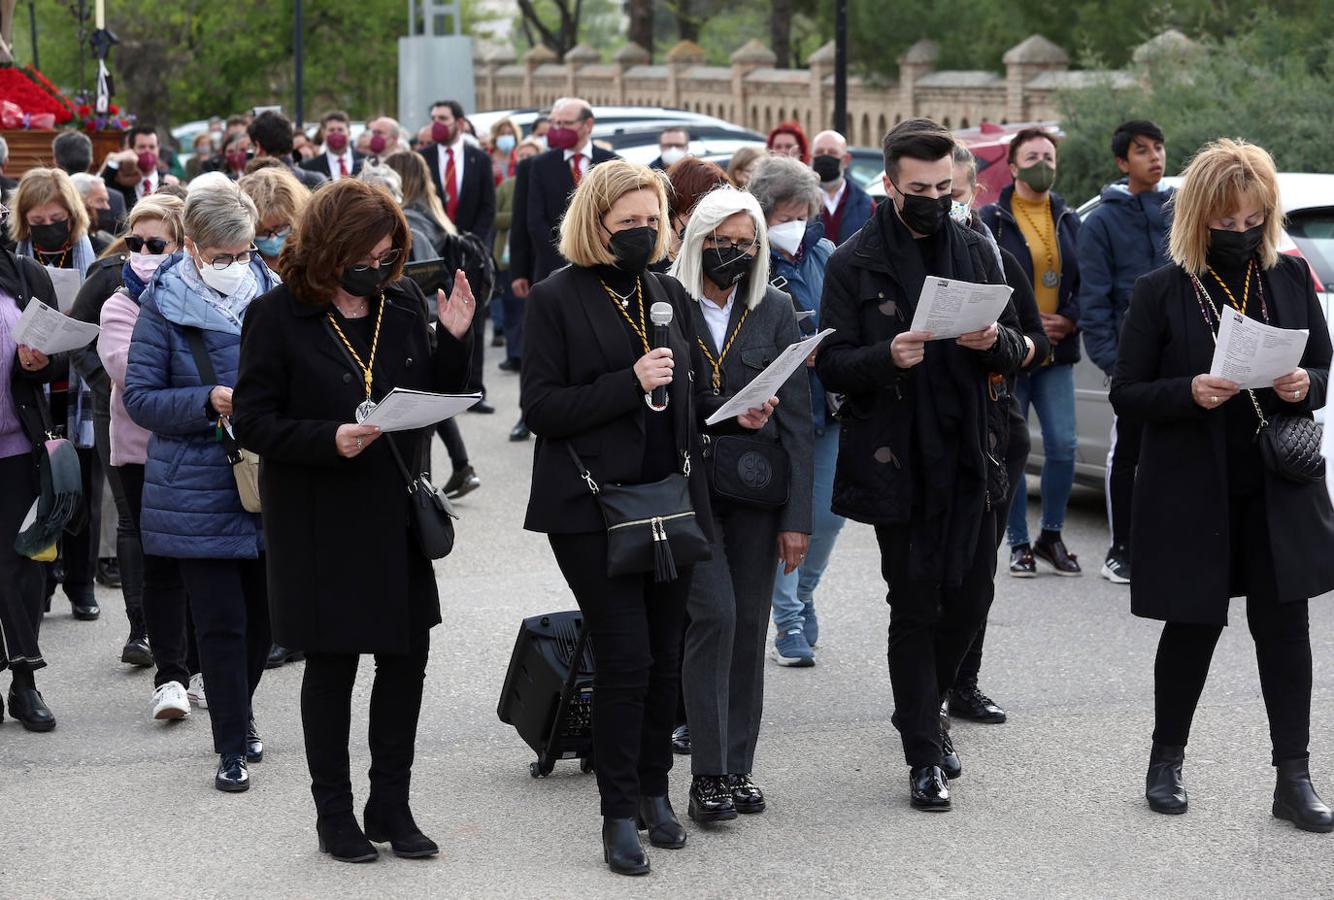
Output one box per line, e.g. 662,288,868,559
123,172,278,792
670,187,812,822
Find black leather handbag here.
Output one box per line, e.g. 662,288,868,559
701,434,790,510
1253,401,1324,484
566,444,710,582
386,433,457,560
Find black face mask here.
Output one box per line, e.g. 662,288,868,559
812,154,843,184
702,246,755,289
31,220,71,251
893,186,951,236
1208,225,1264,268
607,225,658,273
339,264,388,298
96,209,117,235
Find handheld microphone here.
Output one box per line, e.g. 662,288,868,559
648,301,674,411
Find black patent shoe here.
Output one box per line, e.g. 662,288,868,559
68,594,100,621
940,728,962,780
509,418,531,442
121,633,154,668
7,687,56,732
1033,537,1082,576
1145,743,1187,814
950,684,1007,724
910,765,951,811
602,817,649,876
318,813,379,863
265,643,305,669
636,795,686,848
1009,544,1037,578
364,802,439,858
671,724,692,755
246,717,264,763
215,752,249,792
726,774,766,814
688,775,738,823
1273,758,1334,833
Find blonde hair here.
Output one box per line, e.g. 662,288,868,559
1169,138,1284,275
669,187,770,310
558,160,671,268
383,151,457,235
9,167,90,244
237,167,311,231
98,193,187,260
489,116,520,144
727,146,764,186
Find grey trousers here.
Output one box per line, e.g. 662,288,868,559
682,503,781,776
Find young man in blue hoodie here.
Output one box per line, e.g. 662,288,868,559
1076,120,1173,584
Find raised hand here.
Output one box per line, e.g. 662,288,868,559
436,269,476,340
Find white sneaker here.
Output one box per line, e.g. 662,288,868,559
150,681,191,721
187,673,208,709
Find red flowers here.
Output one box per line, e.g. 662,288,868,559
0,65,75,125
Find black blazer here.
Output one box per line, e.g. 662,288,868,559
1109,255,1334,624
521,265,714,535
232,278,473,654
509,146,619,284
300,150,365,180
420,142,496,239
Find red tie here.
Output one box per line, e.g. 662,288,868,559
444,148,460,221
141,179,152,197
338,155,348,178
570,154,583,186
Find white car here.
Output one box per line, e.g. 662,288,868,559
469,105,756,142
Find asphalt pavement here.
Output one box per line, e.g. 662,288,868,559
3,340,1332,899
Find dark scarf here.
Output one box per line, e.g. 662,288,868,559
121,260,149,301
879,203,989,587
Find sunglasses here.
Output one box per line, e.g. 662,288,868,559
125,235,171,254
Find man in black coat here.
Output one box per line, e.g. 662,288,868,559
100,125,178,212
300,110,364,182
815,119,1028,814
248,111,328,192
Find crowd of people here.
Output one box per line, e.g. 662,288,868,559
0,93,1331,877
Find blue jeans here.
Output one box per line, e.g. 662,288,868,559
771,423,846,633
1006,363,1077,546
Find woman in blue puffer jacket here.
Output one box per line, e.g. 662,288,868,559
124,174,277,794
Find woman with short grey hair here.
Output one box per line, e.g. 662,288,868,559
123,172,280,793
745,155,821,224
358,162,403,205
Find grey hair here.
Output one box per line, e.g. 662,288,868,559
183,175,258,249
952,143,978,187
359,162,403,204
746,156,821,220
669,187,770,310
69,172,102,198
52,131,94,174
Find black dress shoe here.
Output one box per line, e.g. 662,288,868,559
671,724,692,755
215,752,249,792
910,765,951,811
246,717,264,763
1273,758,1334,833
265,643,305,669
726,774,766,814
1009,544,1037,578
7,687,56,732
1033,537,1082,576
121,633,154,668
498,357,520,372
68,594,100,621
949,684,1007,724
688,775,738,823
1145,743,1187,814
318,813,379,863
95,558,122,588
602,817,649,876
940,728,962,780
363,801,439,858
442,465,481,500
509,419,531,442
636,795,686,848
468,401,496,414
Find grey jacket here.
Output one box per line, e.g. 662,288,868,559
694,282,814,535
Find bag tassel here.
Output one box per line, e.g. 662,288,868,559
652,517,678,583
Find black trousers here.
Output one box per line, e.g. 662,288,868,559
1106,412,1143,551
467,307,487,398
301,628,431,817
433,420,469,471
549,531,690,818
0,453,46,675
119,463,199,688
877,517,997,768
177,557,270,755
55,444,102,604
94,408,145,631
1152,490,1312,765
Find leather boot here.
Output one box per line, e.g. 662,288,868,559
602,817,649,876
1145,743,1187,814
636,795,686,849
317,811,379,863
363,800,439,858
1272,758,1334,834
8,686,56,732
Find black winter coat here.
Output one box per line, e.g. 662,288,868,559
4,251,63,463
1109,256,1334,624
232,278,473,654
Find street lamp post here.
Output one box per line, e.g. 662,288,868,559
294,0,305,127
833,0,848,134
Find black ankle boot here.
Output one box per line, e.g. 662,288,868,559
602,817,649,876
1146,743,1187,814
636,795,686,848
7,683,56,732
363,800,439,858
1273,758,1334,834
317,812,379,863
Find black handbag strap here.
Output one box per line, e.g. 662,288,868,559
184,326,244,460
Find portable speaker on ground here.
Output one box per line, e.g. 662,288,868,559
497,610,596,777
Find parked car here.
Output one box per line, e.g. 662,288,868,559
1024,173,1334,490
469,105,754,141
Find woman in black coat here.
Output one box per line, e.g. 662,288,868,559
1110,139,1334,834
521,160,775,876
233,180,476,863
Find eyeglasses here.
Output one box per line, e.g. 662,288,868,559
348,248,402,272
703,235,759,255
256,225,292,241
199,246,257,269
126,235,171,254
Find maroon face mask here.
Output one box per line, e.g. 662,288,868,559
137,151,158,173
431,120,454,145
369,134,387,155
325,131,348,152
545,126,579,151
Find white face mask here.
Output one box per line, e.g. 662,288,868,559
195,253,250,296
659,147,688,168
768,219,807,256
129,251,169,281
949,200,972,226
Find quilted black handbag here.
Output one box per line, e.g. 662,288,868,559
1254,403,1324,484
